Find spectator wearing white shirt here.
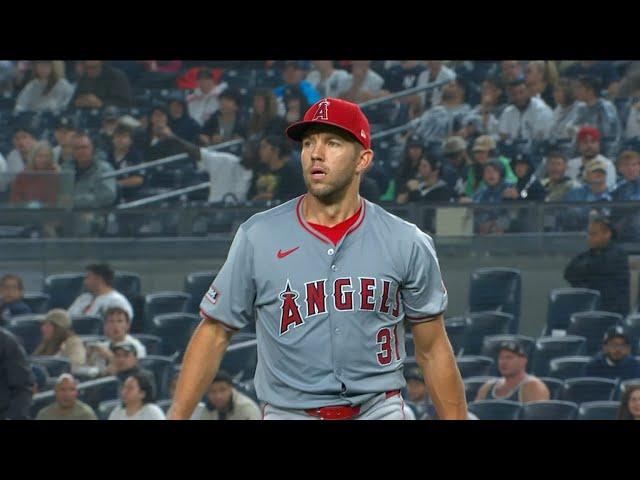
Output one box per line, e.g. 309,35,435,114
186,68,228,127
14,61,74,113
306,61,351,99
549,77,586,156
623,74,640,141
340,60,387,103
416,61,456,110
6,126,38,177
108,371,165,420
567,126,618,190
498,78,553,142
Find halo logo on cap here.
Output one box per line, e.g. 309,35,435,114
312,99,330,121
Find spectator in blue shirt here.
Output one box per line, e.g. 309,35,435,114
564,159,613,202
273,61,321,108
585,326,640,380
472,160,514,234
0,274,32,327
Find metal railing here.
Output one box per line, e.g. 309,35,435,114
117,182,211,210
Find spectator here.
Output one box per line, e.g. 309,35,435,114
524,60,558,108
14,60,74,113
541,150,580,202
305,60,351,98
498,78,553,142
68,263,134,323
167,94,200,144
464,135,517,199
500,60,524,84
567,126,617,190
93,106,121,158
0,274,31,327
475,341,550,402
564,158,613,202
249,134,305,203
400,155,453,204
340,60,387,103
282,85,310,125
104,341,153,385
549,77,586,155
416,60,457,109
393,135,427,202
246,88,286,142
35,373,97,420
186,68,228,127
622,73,640,140
585,327,640,380
52,116,76,166
472,160,515,235
196,371,261,420
0,152,7,192
440,136,471,199
611,148,640,242
200,87,247,146
503,153,546,202
10,141,63,208
564,61,620,98
6,126,38,177
573,75,621,157
273,60,321,108
108,371,165,420
33,309,87,371
617,384,640,420
145,102,187,162
384,60,425,93
108,124,145,203
73,60,132,109
0,327,34,420
461,76,504,141
60,132,117,208
403,366,433,420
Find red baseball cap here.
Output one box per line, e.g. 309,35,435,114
576,126,601,143
285,97,371,150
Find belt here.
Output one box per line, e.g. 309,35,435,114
304,390,401,420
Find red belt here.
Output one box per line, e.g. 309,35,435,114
304,390,401,420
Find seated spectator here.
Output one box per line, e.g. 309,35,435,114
498,77,553,142
186,68,228,127
503,153,546,202
136,60,183,89
564,216,630,316
273,60,321,109
440,136,471,199
472,160,515,234
197,371,261,420
416,60,457,110
93,106,121,159
105,341,153,384
0,274,31,327
549,77,586,156
200,87,247,146
60,132,117,208
282,85,310,125
464,135,517,199
167,371,204,420
617,384,640,420
35,373,97,420
400,155,453,204
524,60,558,108
14,60,74,113
461,76,504,141
564,61,621,98
68,263,134,323
339,60,387,103
52,116,77,166
564,158,613,202
33,309,87,371
585,326,640,380
6,126,38,177
500,60,524,84
10,141,62,208
108,124,145,203
403,366,433,420
567,127,617,191
306,60,351,99
0,327,34,420
611,148,640,242
475,341,550,402
145,102,188,162
167,94,200,144
108,371,165,420
541,150,580,202
246,88,286,142
0,152,7,192
622,73,640,141
73,60,132,109
392,135,427,202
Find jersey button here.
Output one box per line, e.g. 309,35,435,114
330,264,337,271
327,248,334,256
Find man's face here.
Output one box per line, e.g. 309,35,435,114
618,155,640,182
509,84,530,109
472,149,490,165
84,61,103,79
219,97,237,115
113,132,132,152
418,158,433,180
198,77,215,93
34,148,53,171
55,378,78,409
208,381,233,411
54,128,75,147
427,61,442,72
497,350,527,378
574,82,590,102
103,313,129,342
481,81,500,106
0,277,22,303
151,110,168,128
441,81,461,102
587,221,611,249
407,146,424,163
258,139,276,164
514,162,530,178
547,156,567,182
524,63,543,85
579,136,600,159
603,337,631,363
406,378,428,403
168,100,183,119
14,131,36,156
586,170,606,193
445,152,463,168
483,165,501,187
121,376,144,406
351,61,370,77
113,349,137,373
72,136,94,169
501,61,521,81
282,66,302,85
83,271,102,295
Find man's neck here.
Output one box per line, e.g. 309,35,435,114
125,403,143,416
95,285,112,296
503,371,527,387
582,154,598,164
423,174,439,188
302,190,361,227
516,99,531,112
585,96,598,107
442,98,461,108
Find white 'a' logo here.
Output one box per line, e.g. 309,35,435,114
312,99,330,120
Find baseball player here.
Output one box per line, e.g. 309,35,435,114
169,97,467,420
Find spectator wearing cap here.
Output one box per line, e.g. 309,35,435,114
35,373,97,420
195,371,261,421
440,136,471,199
573,75,621,157
339,60,387,104
0,274,31,327
52,116,77,166
567,126,617,190
200,87,247,146
0,327,34,420
273,61,321,111
108,370,165,420
6,126,38,177
564,216,630,316
464,135,517,199
106,341,145,381
186,68,229,127
612,148,640,201
461,76,505,141
10,141,63,209
73,60,132,109
541,150,580,202
167,93,200,144
498,77,553,142
68,263,134,324
549,77,586,156
14,61,74,113
585,327,640,380
472,160,515,235
524,60,558,108
108,124,145,203
564,158,613,202
33,309,87,372
306,61,352,99
617,385,640,420
502,153,546,202
475,341,549,403
416,61,457,110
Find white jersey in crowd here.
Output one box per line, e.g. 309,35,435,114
198,148,253,204
498,97,553,141
6,149,26,176
306,69,352,99
68,289,134,323
550,101,586,143
625,104,640,140
342,69,385,95
566,154,618,190
108,403,166,420
187,83,228,127
14,77,75,113
416,65,456,108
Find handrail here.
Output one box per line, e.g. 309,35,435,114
357,77,454,109
116,182,210,210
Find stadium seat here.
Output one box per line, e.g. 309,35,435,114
71,315,103,335
7,314,44,354
481,335,536,374
77,376,120,410
184,271,218,314
132,334,163,355
30,356,71,378
30,390,56,419
31,363,50,392
519,400,578,420
143,292,191,332
538,377,565,400
612,378,640,401
548,356,591,380
444,317,466,355
138,355,175,400
468,268,521,333
43,273,85,309
22,292,50,313
461,311,513,355
561,377,619,403
114,271,141,300
578,401,620,420
456,356,495,378
151,313,200,359
545,288,601,334
219,339,258,382
463,376,497,403
467,399,521,420
624,314,640,355
532,336,587,377
97,399,122,420
567,311,623,355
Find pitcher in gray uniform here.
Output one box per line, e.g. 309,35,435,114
169,97,467,420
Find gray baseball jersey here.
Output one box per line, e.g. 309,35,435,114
199,195,448,410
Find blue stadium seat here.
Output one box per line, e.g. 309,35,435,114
71,315,103,335
468,399,521,420
138,355,175,400
184,271,218,314
114,271,141,300
567,311,623,355
30,390,56,419
143,292,191,332
481,334,536,374
612,378,640,401
561,377,619,403
548,356,591,380
31,363,49,392
463,376,497,403
77,376,120,410
151,313,200,359
7,314,44,354
624,314,640,355
532,336,587,377
30,356,71,378
219,339,258,382
469,268,521,333
456,356,495,378
22,292,50,314
97,399,122,420
578,401,620,420
545,288,601,334
132,334,163,356
461,311,513,355
539,377,565,400
43,273,86,309
519,400,578,420
444,317,466,355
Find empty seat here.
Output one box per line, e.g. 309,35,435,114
151,313,200,359
114,271,141,300
612,378,640,401
76,376,120,410
138,355,175,400
467,399,521,420
22,292,50,313
624,314,640,355
481,335,536,373
548,356,591,380
519,400,578,420
469,268,521,333
219,339,258,382
7,314,44,354
71,315,103,335
463,376,496,403
43,273,85,309
184,271,218,314
30,390,56,419
546,288,600,334
30,356,71,378
444,317,466,355
567,311,623,355
132,334,163,356
461,312,513,355
562,377,618,403
578,401,620,420
456,356,495,378
532,336,587,377
97,399,122,420
539,377,565,400
143,292,191,332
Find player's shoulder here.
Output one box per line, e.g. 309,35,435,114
365,199,431,241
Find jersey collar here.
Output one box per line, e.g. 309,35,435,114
295,194,366,245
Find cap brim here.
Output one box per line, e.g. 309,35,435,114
285,119,365,148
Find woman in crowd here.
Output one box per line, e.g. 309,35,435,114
617,384,640,420
108,371,165,420
549,77,586,157
33,309,87,373
10,141,63,207
246,88,285,142
14,61,74,113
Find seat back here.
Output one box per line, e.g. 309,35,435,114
44,273,86,309
548,356,591,380
538,377,565,400
143,292,191,332
138,355,176,400
71,315,103,335
456,355,495,378
519,400,578,420
546,288,601,332
444,317,466,355
30,356,72,378
468,399,521,420
567,311,623,355
151,313,200,359
462,312,512,355
469,268,522,333
219,339,258,382
77,376,120,410
532,336,587,377
22,292,51,313
561,377,619,403
578,400,621,420
184,271,218,314
7,314,44,354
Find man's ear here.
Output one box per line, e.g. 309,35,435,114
357,149,374,174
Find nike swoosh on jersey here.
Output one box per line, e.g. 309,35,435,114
277,246,300,259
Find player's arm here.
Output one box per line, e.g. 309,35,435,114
411,315,467,420
167,317,233,420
